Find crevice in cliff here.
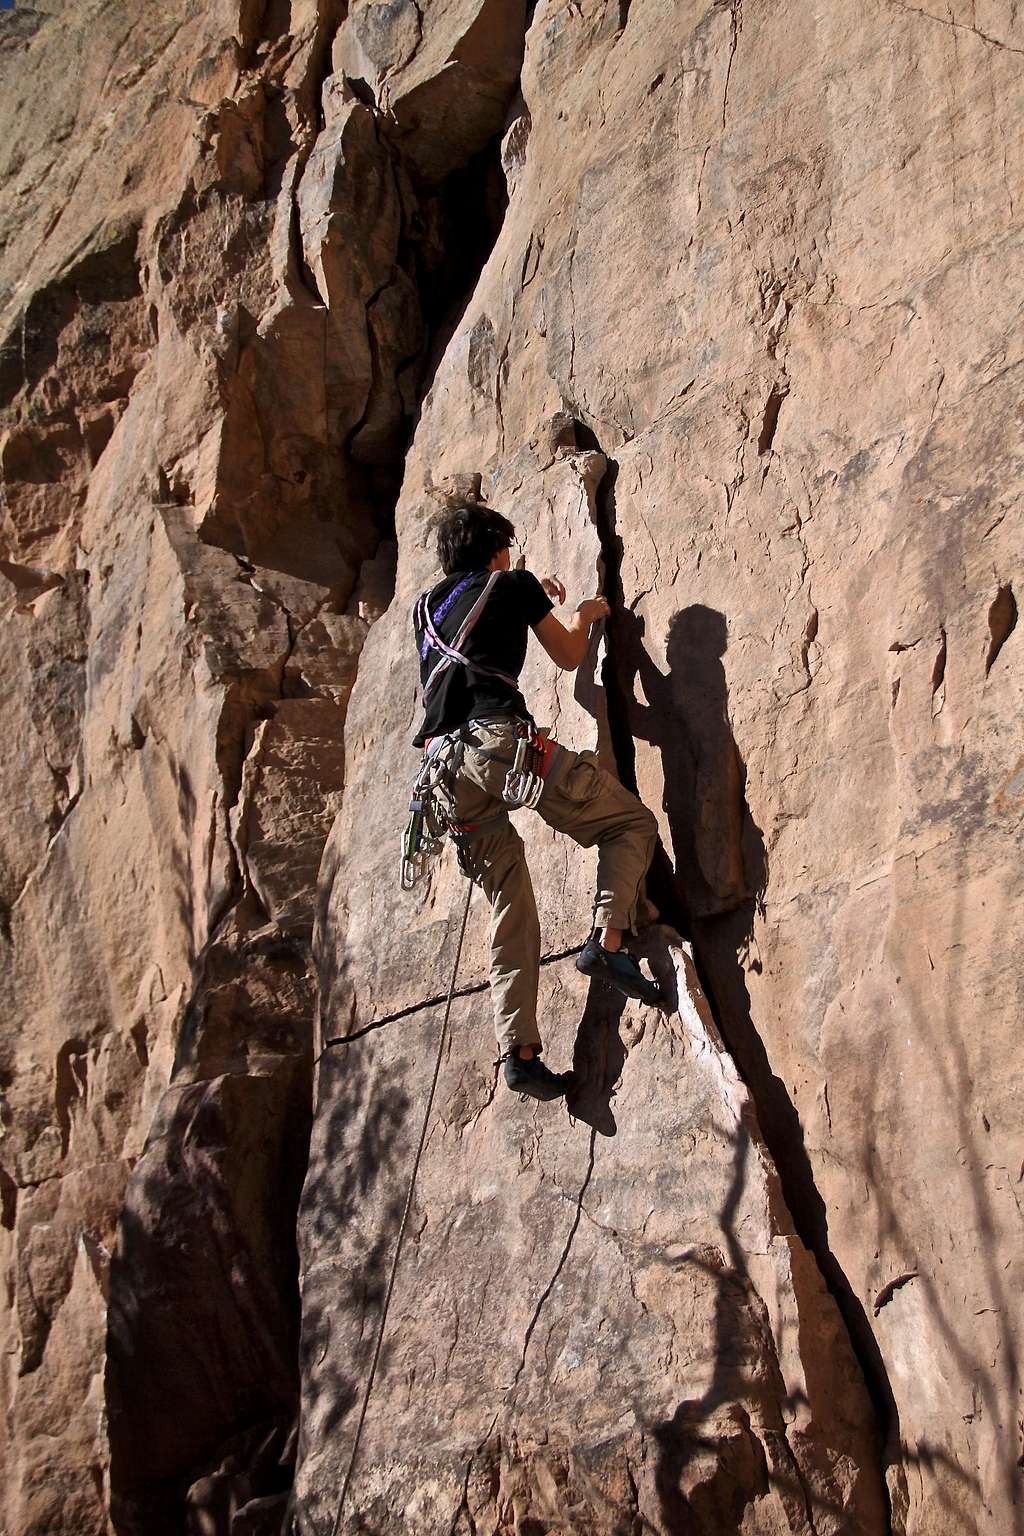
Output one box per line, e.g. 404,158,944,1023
985,581,1017,675
884,0,1024,55
320,941,586,1053
161,14,534,1533
577,419,895,1531
448,1410,499,1536
757,379,788,456
411,138,512,411
509,1130,596,1395
777,1420,821,1536
721,0,743,131
931,627,947,694
0,1166,16,1230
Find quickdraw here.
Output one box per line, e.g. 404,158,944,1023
503,719,556,809
400,735,461,890
400,792,446,891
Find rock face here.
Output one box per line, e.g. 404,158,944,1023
0,1,1020,1534
303,918,886,1533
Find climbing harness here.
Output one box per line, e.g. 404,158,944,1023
401,717,563,886
330,877,475,1535
403,570,526,888
416,569,520,703
416,571,476,659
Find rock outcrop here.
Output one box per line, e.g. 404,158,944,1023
0,1,1020,1534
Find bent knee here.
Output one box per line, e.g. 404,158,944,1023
631,799,658,843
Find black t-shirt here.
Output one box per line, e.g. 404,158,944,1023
412,569,554,746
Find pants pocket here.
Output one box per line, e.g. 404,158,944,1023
558,750,602,802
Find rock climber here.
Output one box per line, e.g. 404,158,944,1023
412,499,662,1104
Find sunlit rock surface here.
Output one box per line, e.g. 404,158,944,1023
0,1,1020,1533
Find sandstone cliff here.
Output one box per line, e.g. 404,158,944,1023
0,2,1020,1534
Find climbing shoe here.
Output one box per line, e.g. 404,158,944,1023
503,1048,575,1102
575,935,665,1008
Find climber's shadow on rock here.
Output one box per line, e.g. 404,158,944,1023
576,598,766,941
566,934,680,1138
613,603,767,943
567,980,629,1136
566,602,765,1136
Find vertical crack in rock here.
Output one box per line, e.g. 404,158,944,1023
985,581,1017,675
930,627,947,695
104,9,536,1535
581,424,896,1531
777,1423,822,1536
447,1410,499,1536
508,1129,597,1395
757,380,788,456
721,0,743,130
415,141,513,406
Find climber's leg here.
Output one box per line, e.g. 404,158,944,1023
478,823,542,1059
451,770,542,1059
537,748,659,936
537,747,664,1006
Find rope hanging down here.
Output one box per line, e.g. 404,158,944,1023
330,877,476,1536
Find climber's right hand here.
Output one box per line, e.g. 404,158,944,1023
577,595,610,626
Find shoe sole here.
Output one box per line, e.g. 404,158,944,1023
575,953,664,1009
505,1073,576,1103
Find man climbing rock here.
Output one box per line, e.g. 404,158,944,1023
411,500,661,1104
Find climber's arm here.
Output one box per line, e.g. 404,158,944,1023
534,596,610,672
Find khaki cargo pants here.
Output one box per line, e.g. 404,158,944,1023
444,717,658,1056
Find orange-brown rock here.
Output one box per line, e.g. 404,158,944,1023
1,1,1020,1534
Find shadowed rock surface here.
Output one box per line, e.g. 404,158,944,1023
0,1,1020,1533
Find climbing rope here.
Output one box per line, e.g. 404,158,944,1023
330,876,476,1535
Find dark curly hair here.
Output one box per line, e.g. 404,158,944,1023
436,502,515,574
